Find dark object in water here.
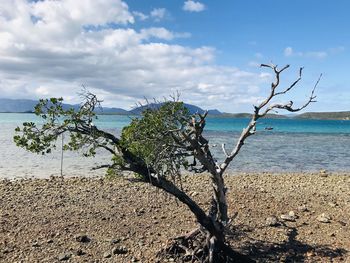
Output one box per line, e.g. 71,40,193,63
265,127,274,130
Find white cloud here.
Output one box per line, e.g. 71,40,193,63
140,27,176,41
0,0,272,112
183,1,206,12
284,47,294,57
283,46,342,59
305,51,327,59
329,46,345,54
150,8,166,21
132,11,148,21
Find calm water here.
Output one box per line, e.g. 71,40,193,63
0,113,349,178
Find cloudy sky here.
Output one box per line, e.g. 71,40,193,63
0,0,349,112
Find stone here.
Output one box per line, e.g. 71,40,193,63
328,202,337,208
320,169,328,177
280,211,297,222
317,213,331,223
190,191,198,197
297,205,308,212
103,251,112,258
338,220,347,226
31,242,40,247
75,234,91,243
112,246,128,255
110,238,121,244
58,253,71,261
75,249,85,256
266,216,279,227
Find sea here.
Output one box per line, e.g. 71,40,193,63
1,113,349,179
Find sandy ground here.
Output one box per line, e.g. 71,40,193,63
0,172,349,262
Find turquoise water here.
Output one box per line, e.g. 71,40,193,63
0,113,349,177
2,113,350,134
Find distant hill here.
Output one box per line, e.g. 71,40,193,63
95,107,129,115
0,98,129,115
220,112,288,119
0,98,38,113
1,98,349,120
130,102,221,115
295,111,350,120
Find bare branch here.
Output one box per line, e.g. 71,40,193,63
221,143,229,158
275,67,303,96
220,65,320,175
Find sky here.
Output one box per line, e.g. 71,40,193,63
0,0,349,113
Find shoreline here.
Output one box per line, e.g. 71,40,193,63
1,172,349,262
2,170,350,181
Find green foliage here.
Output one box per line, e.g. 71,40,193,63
14,98,66,155
120,101,191,178
14,93,111,157
105,166,121,180
14,94,193,180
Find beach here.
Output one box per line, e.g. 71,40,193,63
1,172,349,262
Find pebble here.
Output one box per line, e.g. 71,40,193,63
75,234,91,243
280,211,297,222
75,249,85,256
266,216,279,227
328,202,337,208
297,204,308,212
103,251,112,258
58,253,71,261
317,213,331,223
190,191,198,197
319,169,328,177
112,246,128,255
109,238,121,244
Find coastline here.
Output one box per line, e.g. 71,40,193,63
1,172,349,262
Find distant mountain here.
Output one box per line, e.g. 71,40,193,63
95,107,129,115
130,102,222,115
207,109,222,115
295,111,350,120
0,98,38,113
0,98,129,115
1,98,349,120
220,112,288,119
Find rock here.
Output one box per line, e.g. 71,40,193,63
317,213,331,223
338,220,347,226
103,251,112,258
58,253,71,261
297,205,308,212
280,211,297,222
31,242,40,247
108,238,121,244
328,202,337,208
289,211,296,217
320,169,328,177
266,216,279,227
75,234,91,243
75,249,85,256
112,246,128,255
190,191,198,197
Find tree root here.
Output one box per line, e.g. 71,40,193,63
157,229,255,263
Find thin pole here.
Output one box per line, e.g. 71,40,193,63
60,133,64,176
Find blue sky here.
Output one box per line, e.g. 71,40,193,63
0,0,349,112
